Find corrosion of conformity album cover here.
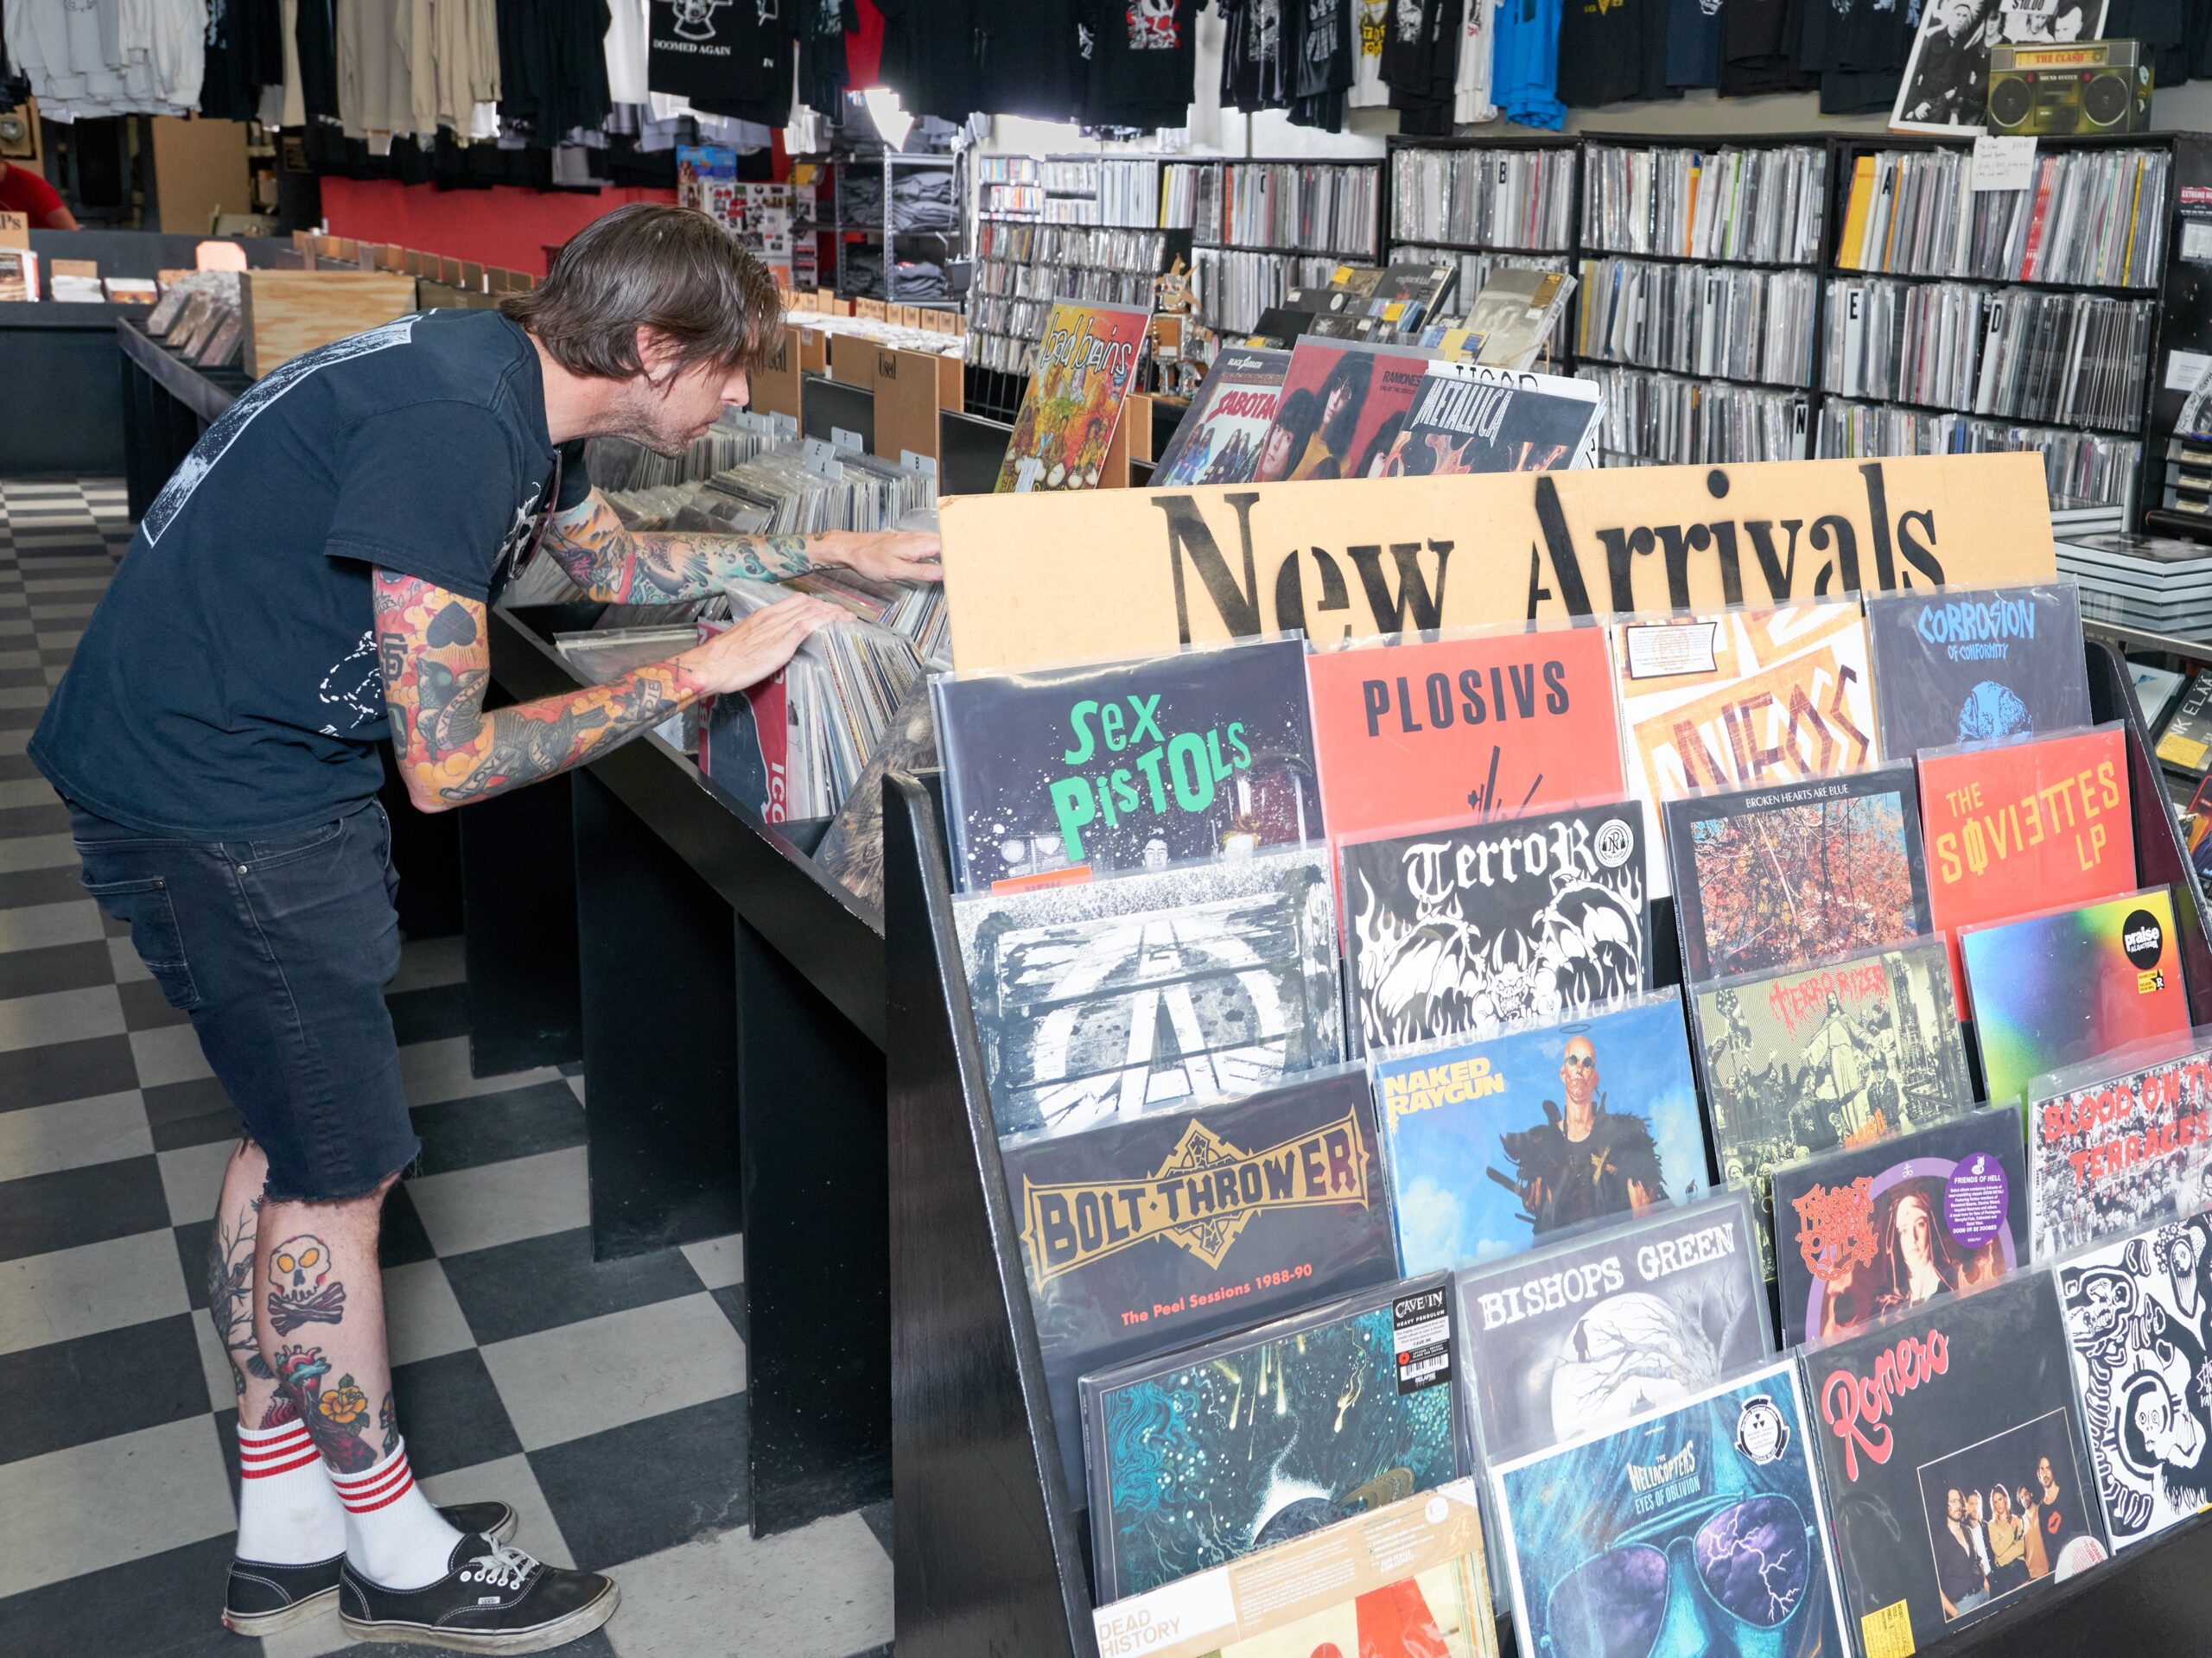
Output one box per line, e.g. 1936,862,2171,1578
2029,1041,2212,1264
1863,582,2092,758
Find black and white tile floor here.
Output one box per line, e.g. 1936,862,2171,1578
0,480,894,1657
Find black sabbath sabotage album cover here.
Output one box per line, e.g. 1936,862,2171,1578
1339,801,1649,1055
953,847,1344,1137
933,635,1324,893
1864,582,2093,758
1807,1272,2108,1654
1453,1189,1769,1469
1148,346,1292,486
1001,1067,1401,1509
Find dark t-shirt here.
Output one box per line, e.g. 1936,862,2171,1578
31,310,590,839
1667,0,1724,86
1084,0,1200,126
1558,0,1675,104
647,0,796,120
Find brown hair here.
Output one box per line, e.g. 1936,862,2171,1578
500,203,784,381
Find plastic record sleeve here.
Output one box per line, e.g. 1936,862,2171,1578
2025,1028,2212,1267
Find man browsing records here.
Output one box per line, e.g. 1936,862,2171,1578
29,205,938,1654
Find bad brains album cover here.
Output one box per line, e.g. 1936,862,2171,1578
996,298,1151,493
2030,1040,2212,1264
1864,582,2092,757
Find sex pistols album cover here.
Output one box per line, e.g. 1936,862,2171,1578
1082,1274,1462,1602
953,847,1344,1137
2028,1039,2212,1264
1370,988,1707,1274
1664,764,1932,983
2056,1210,2212,1553
1770,1106,2029,1349
1690,937,1975,1279
1148,346,1293,487
1863,582,2093,757
1805,1271,2107,1653
1491,1363,1844,1658
996,297,1151,493
933,635,1323,893
1000,1066,1402,1509
1339,801,1650,1056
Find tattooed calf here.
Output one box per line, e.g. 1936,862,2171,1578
268,1234,347,1334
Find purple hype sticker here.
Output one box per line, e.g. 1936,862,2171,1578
1943,1152,2008,1250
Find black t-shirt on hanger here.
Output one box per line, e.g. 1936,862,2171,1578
1557,0,1674,105
2105,0,2190,91
977,0,1084,121
1721,0,1815,93
296,0,340,119
1294,0,1355,98
1667,0,1725,86
1218,0,1295,109
1083,0,1199,127
799,0,857,118
1797,0,1910,114
649,0,798,122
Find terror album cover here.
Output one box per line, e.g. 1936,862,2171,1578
1863,582,2092,758
2028,1040,2212,1265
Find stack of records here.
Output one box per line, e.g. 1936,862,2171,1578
1578,257,1816,386
1192,247,1338,336
552,627,703,754
1389,144,1575,251
585,410,795,492
1819,400,2140,518
2056,531,2212,635
1212,161,1380,258
1580,363,1808,464
1580,142,1827,264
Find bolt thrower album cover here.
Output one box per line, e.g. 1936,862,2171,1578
1862,582,2093,759
1805,1271,2107,1653
1770,1105,2029,1350
1147,346,1293,487
2029,1039,2212,1265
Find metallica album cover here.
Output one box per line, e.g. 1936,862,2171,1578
953,846,1344,1138
2028,1040,2212,1265
1000,1066,1401,1511
1690,937,1974,1280
1148,346,1292,487
1863,582,2093,759
1770,1105,2028,1350
1961,886,2191,1110
1664,763,1932,985
1376,360,1605,476
2056,1210,2212,1553
1339,800,1649,1057
1455,1190,1769,1471
1371,988,1707,1274
1491,1362,1843,1658
1082,1274,1463,1602
1806,1271,2107,1652
933,635,1324,893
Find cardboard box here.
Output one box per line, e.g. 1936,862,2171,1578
0,211,28,251
240,270,415,378
829,334,877,392
748,328,803,422
873,346,961,465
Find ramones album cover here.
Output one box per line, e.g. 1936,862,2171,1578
1455,1189,1769,1470
953,846,1344,1137
1806,1271,2107,1652
1339,800,1649,1056
1491,1362,1843,1658
934,635,1323,892
1256,338,1438,484
1148,346,1291,486
2029,1040,2212,1265
1690,937,1974,1279
999,1066,1401,1510
1371,988,1707,1274
1664,763,1931,984
1863,581,2093,759
1770,1105,2029,1350
1082,1274,1462,1602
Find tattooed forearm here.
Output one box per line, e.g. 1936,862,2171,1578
207,1197,271,1395
543,492,822,602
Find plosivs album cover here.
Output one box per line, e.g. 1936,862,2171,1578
1149,346,1293,487
2029,1039,2212,1265
1863,581,2092,758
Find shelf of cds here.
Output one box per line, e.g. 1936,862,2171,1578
963,221,1180,384
1164,156,1383,336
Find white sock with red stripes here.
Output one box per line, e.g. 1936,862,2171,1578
329,1436,465,1590
234,1417,345,1565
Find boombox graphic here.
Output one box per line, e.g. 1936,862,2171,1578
1987,40,2153,134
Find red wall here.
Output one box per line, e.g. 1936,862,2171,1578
319,177,679,275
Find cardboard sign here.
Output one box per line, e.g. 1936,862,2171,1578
0,210,28,250
940,452,2057,672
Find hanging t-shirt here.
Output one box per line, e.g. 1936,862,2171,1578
976,0,1084,120
798,0,857,117
1294,0,1356,98
1454,0,1497,118
1720,0,1811,92
1666,0,1722,84
1218,0,1294,108
648,0,797,120
1083,0,1199,127
604,0,650,102
1798,0,1909,111
1556,0,1665,104
1491,0,1564,124
1348,0,1390,102
2105,0,2189,89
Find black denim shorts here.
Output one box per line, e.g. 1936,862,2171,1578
68,797,419,1203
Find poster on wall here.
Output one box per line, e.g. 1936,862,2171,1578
1891,0,2111,132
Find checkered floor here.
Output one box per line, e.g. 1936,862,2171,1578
0,481,894,1657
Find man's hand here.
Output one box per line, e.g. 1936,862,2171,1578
823,529,943,585
675,596,844,695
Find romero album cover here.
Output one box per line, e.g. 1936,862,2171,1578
1148,346,1292,486
2029,1039,2212,1265
1863,582,2092,759
1806,1271,2107,1653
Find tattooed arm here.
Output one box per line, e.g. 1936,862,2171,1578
538,490,941,603
375,569,841,813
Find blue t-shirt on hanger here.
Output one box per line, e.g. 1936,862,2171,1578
1491,0,1566,128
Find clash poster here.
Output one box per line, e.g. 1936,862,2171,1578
2029,1040,2212,1264
1148,346,1292,486
995,298,1151,493
1256,339,1438,483
1863,581,2093,757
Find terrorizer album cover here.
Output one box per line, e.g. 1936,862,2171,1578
1370,988,1707,1274
2029,1039,2212,1265
932,634,1324,892
1304,623,1625,846
953,847,1344,1138
1770,1106,2029,1350
1376,359,1605,476
995,297,1151,493
1255,338,1439,483
1339,801,1649,1057
999,1066,1401,1510
1148,346,1292,487
1663,764,1932,984
1689,937,1975,1279
1081,1274,1462,1602
2056,1210,2212,1553
1805,1271,2108,1653
1491,1362,1843,1658
1455,1189,1770,1471
1863,581,2093,759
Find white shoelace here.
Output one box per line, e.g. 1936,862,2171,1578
467,1543,540,1593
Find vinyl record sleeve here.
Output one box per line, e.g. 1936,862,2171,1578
1306,623,1624,847
1961,887,2192,1110
1001,1066,1402,1510
1256,338,1440,484
953,847,1345,1138
2155,674,2212,778
1150,346,1294,487
1691,938,1976,1280
1082,1274,1463,1602
1340,801,1650,1056
1664,765,1932,985
1770,1105,2029,1350
1491,1362,1844,1658
1804,1272,2108,1654
933,635,1324,893
996,298,1151,493
1456,1189,1770,1471
1371,988,1708,1274
1377,360,1605,477
2028,1039,2212,1264
1863,582,2092,759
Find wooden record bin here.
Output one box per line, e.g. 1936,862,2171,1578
238,270,414,378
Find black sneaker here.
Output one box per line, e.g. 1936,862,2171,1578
338,1534,619,1653
222,1502,518,1636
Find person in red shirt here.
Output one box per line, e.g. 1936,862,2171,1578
0,160,79,229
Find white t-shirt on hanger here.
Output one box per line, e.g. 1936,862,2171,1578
1455,0,1498,123
1348,0,1390,106
603,0,650,105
